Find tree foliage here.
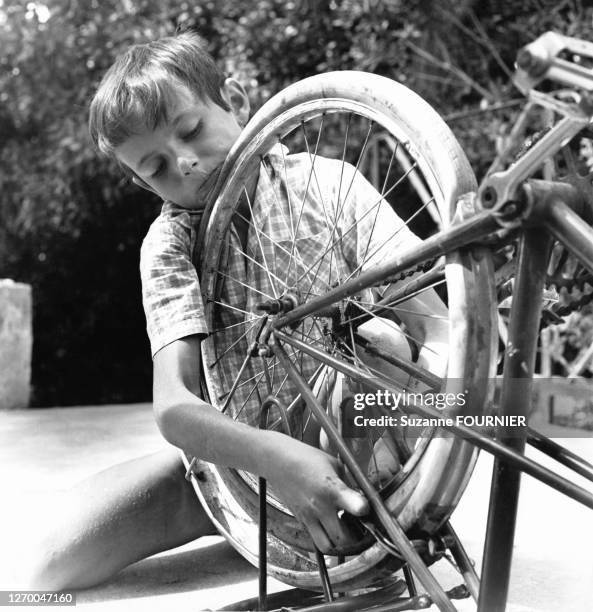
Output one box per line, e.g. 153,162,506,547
1,0,591,405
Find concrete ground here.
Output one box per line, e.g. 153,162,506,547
0,404,592,612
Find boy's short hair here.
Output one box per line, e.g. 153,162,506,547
89,31,230,159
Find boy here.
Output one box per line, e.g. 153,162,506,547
24,31,448,589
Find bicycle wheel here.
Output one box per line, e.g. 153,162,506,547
187,72,498,590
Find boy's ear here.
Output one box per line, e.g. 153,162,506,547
132,174,159,196
222,78,250,127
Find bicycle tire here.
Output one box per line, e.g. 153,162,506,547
186,71,498,590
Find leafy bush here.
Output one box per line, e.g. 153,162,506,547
1,0,591,405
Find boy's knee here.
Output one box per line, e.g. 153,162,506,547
13,493,105,591
19,534,114,590
17,533,76,590
20,555,64,590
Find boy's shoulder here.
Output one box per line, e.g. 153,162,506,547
141,201,202,260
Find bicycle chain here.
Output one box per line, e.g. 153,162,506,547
553,289,593,318
374,216,592,327
381,247,592,330
383,256,439,286
495,248,593,323
394,241,593,328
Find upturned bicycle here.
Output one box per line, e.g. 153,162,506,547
184,31,593,612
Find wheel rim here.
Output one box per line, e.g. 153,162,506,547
192,73,497,589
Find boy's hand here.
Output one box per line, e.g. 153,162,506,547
264,438,369,553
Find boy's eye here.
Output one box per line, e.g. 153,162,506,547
181,122,202,141
150,160,166,179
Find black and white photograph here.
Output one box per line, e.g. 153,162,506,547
1,1,593,610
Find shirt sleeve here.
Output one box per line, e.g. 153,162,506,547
140,213,209,358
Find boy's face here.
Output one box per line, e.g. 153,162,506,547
114,79,249,208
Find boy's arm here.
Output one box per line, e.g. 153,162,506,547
383,286,449,378
153,334,368,552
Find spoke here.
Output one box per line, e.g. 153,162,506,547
211,317,265,335
326,117,374,291
335,113,352,224
353,300,449,321
258,155,311,288
228,344,307,397
211,299,259,319
318,112,351,293
273,371,290,398
302,320,421,396
279,119,327,291
243,185,281,298
360,140,399,268
296,118,337,290
261,322,319,396
260,355,274,394
309,113,374,291
334,117,375,225
220,351,254,413
285,128,308,286
336,332,418,393
259,149,322,291
301,115,333,234
266,364,327,433
311,318,329,346
271,350,278,390
232,208,330,291
345,194,435,283
287,120,323,252
209,317,261,369
221,369,268,398
296,162,420,288
335,324,373,374
262,323,334,440
349,320,359,365
272,328,320,405
354,300,443,360
233,372,266,422
265,147,295,241
341,277,448,328
228,240,288,291
379,136,398,196
217,269,275,301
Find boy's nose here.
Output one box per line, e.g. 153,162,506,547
178,156,199,176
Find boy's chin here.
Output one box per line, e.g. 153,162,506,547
194,163,225,206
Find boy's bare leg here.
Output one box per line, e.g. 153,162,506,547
19,447,216,590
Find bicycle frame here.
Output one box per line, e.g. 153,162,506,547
262,180,593,612
256,36,593,611
197,32,593,612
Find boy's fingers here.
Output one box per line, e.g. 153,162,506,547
334,486,369,517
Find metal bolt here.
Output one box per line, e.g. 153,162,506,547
481,186,498,208
516,48,534,70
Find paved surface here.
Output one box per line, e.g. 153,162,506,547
0,404,592,611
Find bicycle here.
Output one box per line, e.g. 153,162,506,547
183,31,593,612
